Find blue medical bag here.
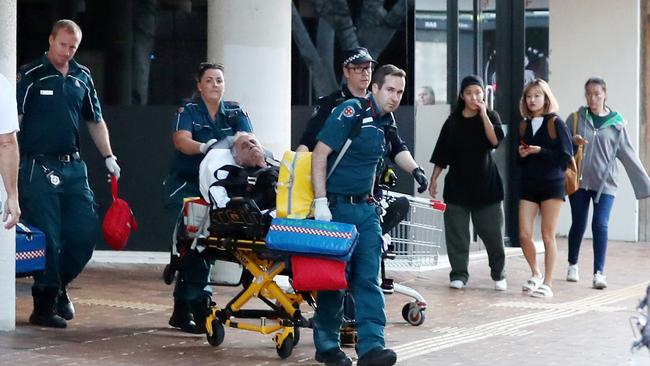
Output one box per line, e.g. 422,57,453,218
265,218,358,261
15,222,46,277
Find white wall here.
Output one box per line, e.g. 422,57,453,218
414,104,451,199
549,0,641,241
0,0,16,331
207,0,292,158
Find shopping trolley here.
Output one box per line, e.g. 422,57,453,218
630,283,650,355
381,191,446,326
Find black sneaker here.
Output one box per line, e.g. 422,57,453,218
315,348,352,366
357,347,397,366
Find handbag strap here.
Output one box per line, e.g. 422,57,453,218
110,175,119,202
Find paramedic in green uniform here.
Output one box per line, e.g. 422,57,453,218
164,62,253,333
16,19,121,329
311,64,406,366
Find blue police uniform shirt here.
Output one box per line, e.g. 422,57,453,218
171,97,253,177
16,53,103,154
317,95,392,195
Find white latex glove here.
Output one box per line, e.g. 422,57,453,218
200,139,218,154
313,197,332,222
105,155,121,179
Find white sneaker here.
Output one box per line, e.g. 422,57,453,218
567,264,579,282
449,280,464,289
494,279,507,291
593,272,607,289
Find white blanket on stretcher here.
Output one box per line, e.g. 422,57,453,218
199,148,237,208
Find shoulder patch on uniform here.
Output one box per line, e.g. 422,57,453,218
77,64,91,74
342,106,355,118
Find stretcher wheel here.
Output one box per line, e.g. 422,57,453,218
162,264,175,285
206,319,225,346
293,326,300,346
276,334,294,359
402,302,425,326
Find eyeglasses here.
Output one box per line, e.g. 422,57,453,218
346,65,373,74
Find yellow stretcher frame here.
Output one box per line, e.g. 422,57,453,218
201,236,312,359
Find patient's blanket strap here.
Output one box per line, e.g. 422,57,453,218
209,165,279,211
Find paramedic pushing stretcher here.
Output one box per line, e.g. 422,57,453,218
297,47,427,196
164,62,253,333
311,65,407,366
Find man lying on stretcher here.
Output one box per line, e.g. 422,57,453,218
198,132,278,211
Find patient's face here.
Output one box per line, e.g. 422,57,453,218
234,135,265,167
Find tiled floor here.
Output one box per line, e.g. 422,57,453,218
1,238,649,365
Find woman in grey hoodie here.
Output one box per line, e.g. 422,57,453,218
566,77,650,289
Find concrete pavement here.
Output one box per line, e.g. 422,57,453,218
1,238,649,365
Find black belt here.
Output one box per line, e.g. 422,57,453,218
327,193,372,204
28,152,81,163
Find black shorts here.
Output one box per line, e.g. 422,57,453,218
520,179,565,204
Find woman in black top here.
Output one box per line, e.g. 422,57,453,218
518,79,573,298
429,75,506,291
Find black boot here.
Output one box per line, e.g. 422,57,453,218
190,294,213,334
29,287,67,328
57,288,75,320
357,347,397,366
168,299,196,333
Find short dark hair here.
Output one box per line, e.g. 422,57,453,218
371,64,406,90
196,62,224,82
51,19,82,39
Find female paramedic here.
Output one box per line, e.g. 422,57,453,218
163,62,253,333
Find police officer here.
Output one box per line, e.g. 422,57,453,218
16,19,121,328
297,47,427,198
311,65,408,366
164,62,252,333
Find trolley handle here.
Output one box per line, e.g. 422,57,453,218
430,199,446,212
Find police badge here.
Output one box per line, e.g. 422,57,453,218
46,171,61,187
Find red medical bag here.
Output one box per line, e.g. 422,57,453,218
102,176,137,250
290,256,347,291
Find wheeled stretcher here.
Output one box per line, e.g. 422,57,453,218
164,197,356,359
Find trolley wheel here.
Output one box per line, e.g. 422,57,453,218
206,319,225,347
340,330,358,345
276,334,294,359
293,326,300,346
402,303,425,326
162,264,175,285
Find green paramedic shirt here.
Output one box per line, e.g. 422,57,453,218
16,53,103,154
317,95,392,195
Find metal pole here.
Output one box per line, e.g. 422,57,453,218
473,0,481,76
495,0,525,246
447,0,458,107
